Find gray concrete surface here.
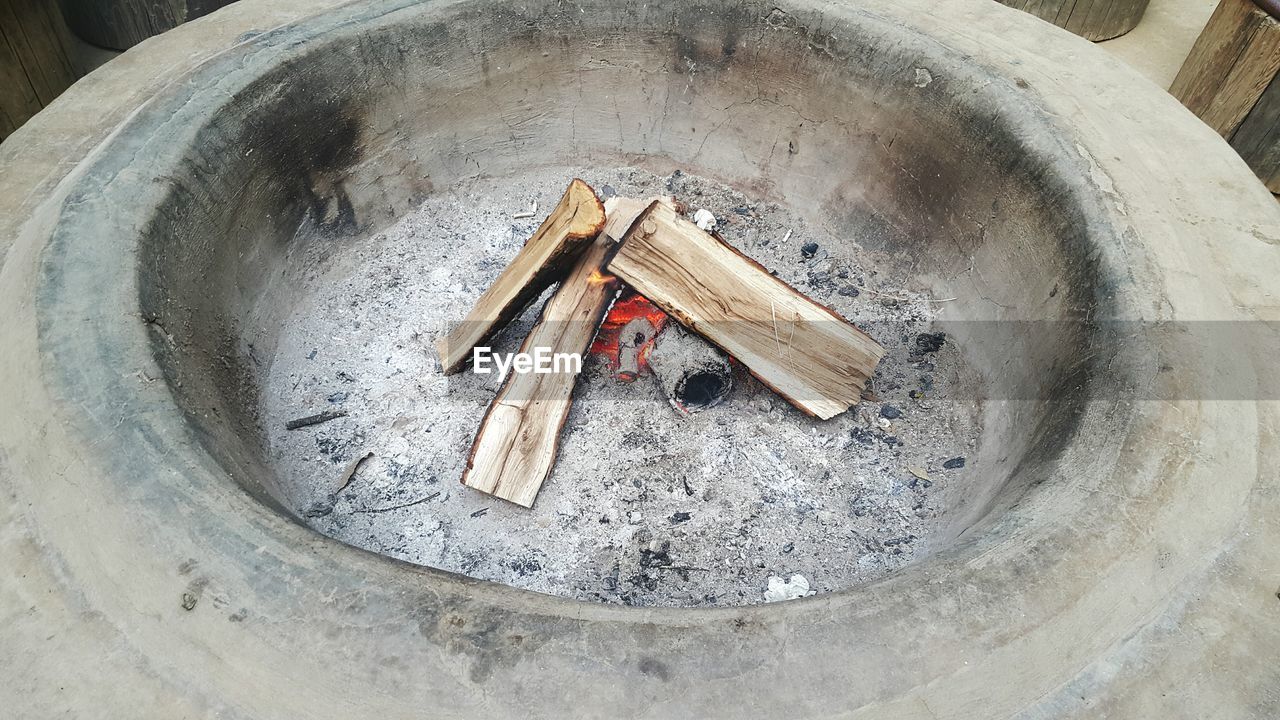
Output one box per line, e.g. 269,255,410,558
1101,0,1220,88
1,0,1278,717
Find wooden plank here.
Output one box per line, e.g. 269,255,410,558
606,201,884,420
461,232,620,507
436,178,606,375
1171,0,1280,137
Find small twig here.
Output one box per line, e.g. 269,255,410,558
513,200,538,219
285,409,347,430
470,507,489,518
351,491,440,515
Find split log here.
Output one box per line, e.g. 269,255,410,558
437,178,606,375
647,324,734,412
461,223,621,507
600,195,676,240
607,201,884,420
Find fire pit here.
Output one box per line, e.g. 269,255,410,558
4,0,1279,716
124,0,1097,607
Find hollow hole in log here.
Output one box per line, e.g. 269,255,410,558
678,371,731,409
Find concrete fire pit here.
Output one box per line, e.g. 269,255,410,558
2,0,1278,716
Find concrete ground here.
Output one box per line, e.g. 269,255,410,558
1100,0,1221,89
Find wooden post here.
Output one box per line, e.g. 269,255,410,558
1230,72,1280,191
0,0,79,141
1171,0,1280,137
996,0,1152,41
58,0,238,51
1172,0,1280,192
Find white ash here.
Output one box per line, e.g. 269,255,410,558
258,166,982,607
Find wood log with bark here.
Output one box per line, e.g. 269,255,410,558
436,178,606,375
607,200,884,420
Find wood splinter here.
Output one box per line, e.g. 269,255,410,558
436,178,606,375
607,201,885,420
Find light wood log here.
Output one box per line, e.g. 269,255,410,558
997,0,1151,42
606,201,884,420
461,232,620,507
599,194,676,240
436,178,605,375
1171,0,1280,138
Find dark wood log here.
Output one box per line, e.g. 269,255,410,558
1171,0,1280,192
436,178,606,375
997,0,1151,41
1171,0,1280,138
1231,70,1280,192
461,231,619,508
647,323,734,412
59,0,238,51
0,0,79,140
607,201,884,420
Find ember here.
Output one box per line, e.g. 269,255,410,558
589,289,669,380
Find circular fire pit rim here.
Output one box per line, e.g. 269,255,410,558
3,0,1278,716
41,0,1142,607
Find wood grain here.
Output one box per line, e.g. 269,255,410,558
461,232,620,507
1171,0,1280,137
607,201,884,420
58,0,237,51
1231,70,1280,191
0,0,78,140
998,0,1150,41
436,178,606,375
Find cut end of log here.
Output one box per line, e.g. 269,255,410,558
601,195,676,241
564,178,608,238
648,323,734,412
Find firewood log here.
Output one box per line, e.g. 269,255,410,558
607,201,884,420
647,324,734,412
460,231,619,507
436,178,605,375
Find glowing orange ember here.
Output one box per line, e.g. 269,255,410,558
589,289,669,380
